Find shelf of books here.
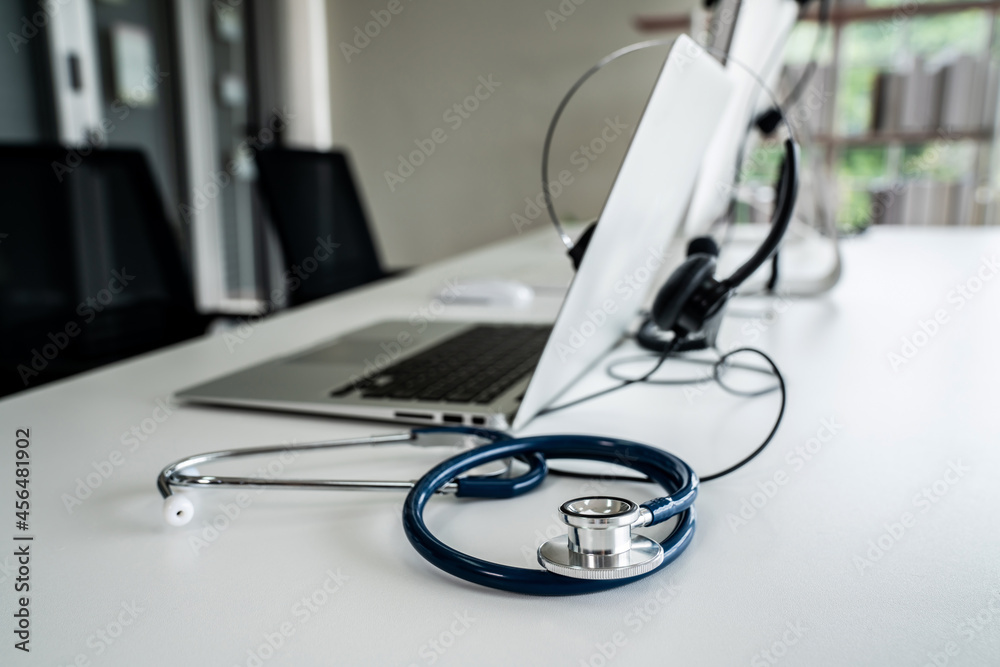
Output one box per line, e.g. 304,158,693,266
637,0,1000,229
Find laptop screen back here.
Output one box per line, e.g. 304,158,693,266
513,35,733,431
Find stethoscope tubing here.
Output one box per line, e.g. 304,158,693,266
403,434,698,596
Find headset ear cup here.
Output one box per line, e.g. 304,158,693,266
567,222,598,270
651,255,717,334
686,235,719,258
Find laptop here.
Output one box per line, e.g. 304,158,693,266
176,35,733,432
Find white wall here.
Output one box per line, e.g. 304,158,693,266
278,0,334,150
326,0,694,268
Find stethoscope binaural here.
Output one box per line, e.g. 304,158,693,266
157,428,541,523
157,427,697,596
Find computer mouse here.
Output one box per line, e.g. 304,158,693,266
436,279,535,308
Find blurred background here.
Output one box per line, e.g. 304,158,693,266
2,0,998,395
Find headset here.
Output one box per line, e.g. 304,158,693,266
541,39,800,353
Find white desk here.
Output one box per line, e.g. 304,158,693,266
2,227,999,666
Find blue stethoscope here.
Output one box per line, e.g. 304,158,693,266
158,427,697,596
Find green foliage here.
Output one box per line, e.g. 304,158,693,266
836,148,888,231
821,6,994,230
908,12,991,57
838,147,888,182
742,144,786,184
900,140,977,179
837,188,876,232
739,6,994,231
836,67,879,135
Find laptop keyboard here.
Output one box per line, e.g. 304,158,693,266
334,324,551,404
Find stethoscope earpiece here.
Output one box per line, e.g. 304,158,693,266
163,493,194,527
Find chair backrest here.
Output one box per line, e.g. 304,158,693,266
0,144,204,395
254,148,385,306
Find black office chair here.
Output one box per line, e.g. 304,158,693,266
254,148,390,306
0,145,209,397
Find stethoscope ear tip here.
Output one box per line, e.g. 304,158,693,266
163,494,194,527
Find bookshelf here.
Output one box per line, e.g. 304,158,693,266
810,129,992,147
636,0,1000,30
636,0,1000,228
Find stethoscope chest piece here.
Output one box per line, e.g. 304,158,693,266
538,497,663,580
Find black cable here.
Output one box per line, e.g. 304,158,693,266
538,338,679,416
606,354,715,386
544,346,786,483
700,347,785,481
766,251,780,293
606,351,778,389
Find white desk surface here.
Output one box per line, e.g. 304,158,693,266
2,226,999,666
